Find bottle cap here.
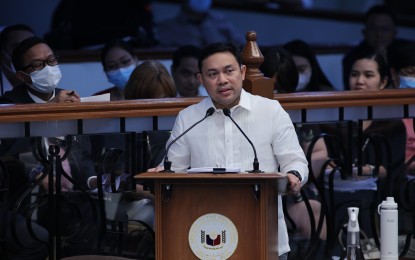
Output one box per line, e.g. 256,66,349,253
381,197,397,209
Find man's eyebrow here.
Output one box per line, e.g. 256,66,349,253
207,68,218,72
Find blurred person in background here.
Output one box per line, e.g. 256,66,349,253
260,46,298,93
95,39,139,100
156,0,245,48
0,24,35,95
124,60,176,99
283,39,335,92
389,43,415,89
342,4,411,90
44,0,158,49
171,45,207,97
388,43,415,173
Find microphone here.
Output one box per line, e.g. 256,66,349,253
223,108,263,173
162,107,215,172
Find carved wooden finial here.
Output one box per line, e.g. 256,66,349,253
241,31,274,99
241,31,264,79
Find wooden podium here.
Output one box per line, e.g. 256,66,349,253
136,172,288,260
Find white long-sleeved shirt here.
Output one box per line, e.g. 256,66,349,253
166,89,309,256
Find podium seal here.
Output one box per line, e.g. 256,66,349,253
188,213,238,259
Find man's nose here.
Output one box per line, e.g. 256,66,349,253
217,73,228,84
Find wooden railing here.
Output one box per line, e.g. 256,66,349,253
1,89,415,123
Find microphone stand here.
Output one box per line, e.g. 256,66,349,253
223,108,263,173
161,107,215,172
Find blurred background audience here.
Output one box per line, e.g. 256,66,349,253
260,46,299,93
44,0,158,49
156,0,245,48
171,45,207,97
342,4,411,90
95,39,139,101
283,39,335,92
0,24,34,95
389,43,415,89
124,60,176,99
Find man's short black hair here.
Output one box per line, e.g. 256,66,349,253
365,4,397,24
12,36,46,71
198,42,241,73
171,45,202,71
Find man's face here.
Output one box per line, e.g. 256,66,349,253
363,14,396,50
197,52,245,109
172,56,200,97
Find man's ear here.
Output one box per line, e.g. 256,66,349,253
15,71,28,84
240,65,246,80
197,72,203,84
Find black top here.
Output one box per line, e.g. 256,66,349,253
0,84,63,104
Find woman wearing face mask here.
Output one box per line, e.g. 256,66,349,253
94,39,138,101
0,36,80,104
260,46,299,93
283,39,336,92
389,43,415,89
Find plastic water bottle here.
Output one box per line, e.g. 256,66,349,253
347,207,362,260
378,197,398,260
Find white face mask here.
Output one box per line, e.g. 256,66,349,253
296,71,311,91
27,65,62,93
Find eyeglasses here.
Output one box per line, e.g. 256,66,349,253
22,56,60,71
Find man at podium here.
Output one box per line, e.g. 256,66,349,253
149,42,308,259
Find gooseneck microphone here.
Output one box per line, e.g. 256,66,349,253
223,108,263,173
162,107,215,172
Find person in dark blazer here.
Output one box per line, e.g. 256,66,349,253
0,36,80,104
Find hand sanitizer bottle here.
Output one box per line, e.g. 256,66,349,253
347,207,362,260
378,197,398,260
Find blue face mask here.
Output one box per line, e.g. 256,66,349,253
106,64,136,88
188,0,212,13
399,76,415,89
